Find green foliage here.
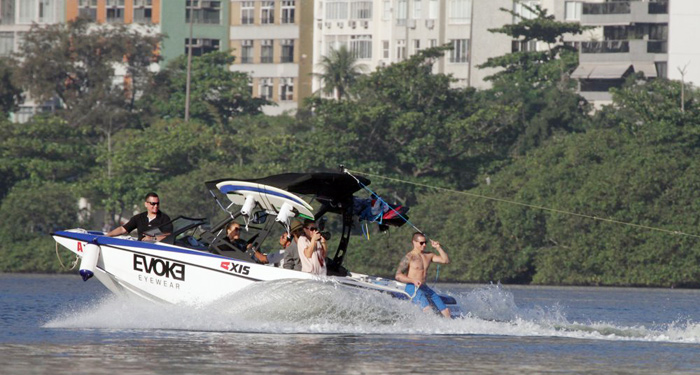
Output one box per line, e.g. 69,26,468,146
0,236,74,273
87,118,221,224
2,13,700,289
302,47,517,203
0,181,80,243
479,5,591,156
0,57,22,116
0,116,94,200
143,51,268,125
14,18,161,127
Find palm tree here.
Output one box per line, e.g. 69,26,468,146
314,45,366,100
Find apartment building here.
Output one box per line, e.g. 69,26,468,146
565,0,675,105
160,0,229,63
312,0,498,93
0,0,65,122
1,0,65,58
666,0,699,86
66,0,161,24
228,0,313,115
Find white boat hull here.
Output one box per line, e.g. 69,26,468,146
54,230,463,317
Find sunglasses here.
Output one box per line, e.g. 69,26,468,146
416,241,426,245
146,201,160,206
306,227,318,231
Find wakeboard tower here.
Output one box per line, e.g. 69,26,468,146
52,170,462,316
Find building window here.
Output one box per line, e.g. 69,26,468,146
18,0,36,23
512,39,537,52
649,24,668,40
133,0,153,24
258,78,273,100
326,35,348,55
1,0,15,25
106,0,125,24
261,1,274,24
429,39,437,48
351,1,372,19
396,0,406,25
449,39,469,63
514,0,539,21
382,40,389,59
326,1,348,20
241,1,254,24
383,0,391,20
448,0,471,24
413,39,420,54
397,39,406,60
350,35,372,59
564,1,582,21
282,1,295,23
281,39,294,63
185,38,220,56
241,40,253,63
261,39,273,63
428,0,438,19
413,0,422,19
0,32,14,56
78,0,98,21
37,0,59,24
655,62,667,78
279,78,294,101
186,0,221,25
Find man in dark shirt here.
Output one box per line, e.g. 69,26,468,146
106,192,172,241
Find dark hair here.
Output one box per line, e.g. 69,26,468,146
144,192,159,201
412,232,425,242
303,219,316,228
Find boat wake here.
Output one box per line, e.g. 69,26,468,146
45,281,700,344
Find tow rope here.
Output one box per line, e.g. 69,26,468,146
343,166,443,283
347,168,700,240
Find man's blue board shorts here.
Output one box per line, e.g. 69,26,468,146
405,284,447,312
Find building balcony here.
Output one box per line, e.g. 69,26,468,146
581,1,668,26
579,39,667,63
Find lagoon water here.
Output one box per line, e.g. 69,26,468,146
1,274,700,374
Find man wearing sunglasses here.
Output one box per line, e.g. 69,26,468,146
395,232,451,318
106,192,172,241
297,219,327,275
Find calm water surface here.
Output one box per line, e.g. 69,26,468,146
1,274,700,374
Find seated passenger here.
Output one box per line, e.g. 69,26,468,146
297,219,327,276
225,221,273,264
282,220,304,271
262,231,294,267
224,222,250,251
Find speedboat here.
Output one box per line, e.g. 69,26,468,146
52,172,463,317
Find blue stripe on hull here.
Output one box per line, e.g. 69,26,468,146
53,231,225,259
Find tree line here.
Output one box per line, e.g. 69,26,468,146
1,10,699,287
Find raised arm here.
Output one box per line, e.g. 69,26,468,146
430,239,450,264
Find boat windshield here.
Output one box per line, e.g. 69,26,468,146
156,216,209,249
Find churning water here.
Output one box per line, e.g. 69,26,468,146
2,274,700,374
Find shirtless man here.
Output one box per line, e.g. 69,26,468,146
395,232,451,318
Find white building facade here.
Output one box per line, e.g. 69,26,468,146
1,0,65,122
312,0,496,94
